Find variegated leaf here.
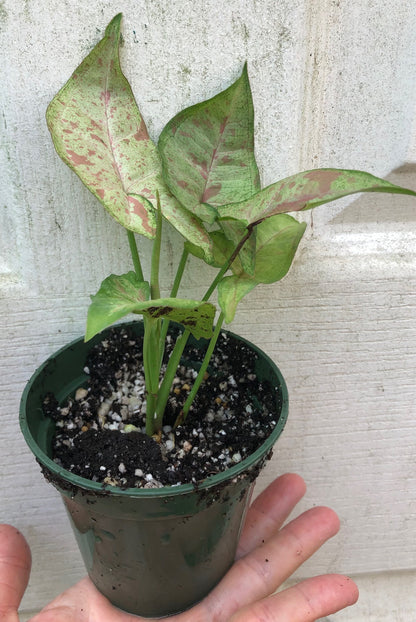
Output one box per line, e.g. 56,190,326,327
158,64,260,218
46,14,213,258
217,169,416,225
46,15,161,237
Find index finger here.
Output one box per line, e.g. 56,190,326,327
237,473,307,558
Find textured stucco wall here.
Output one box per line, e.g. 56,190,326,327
1,1,415,618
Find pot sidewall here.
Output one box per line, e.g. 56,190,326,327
20,322,289,617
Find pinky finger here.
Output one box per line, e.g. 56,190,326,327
229,574,359,622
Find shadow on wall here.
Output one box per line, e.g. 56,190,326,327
330,164,416,225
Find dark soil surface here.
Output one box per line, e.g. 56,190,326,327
43,326,281,489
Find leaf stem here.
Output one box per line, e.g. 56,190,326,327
144,192,165,434
176,312,224,426
150,191,162,300
159,247,189,365
155,328,191,424
155,227,254,424
127,228,159,433
171,247,189,297
202,225,253,301
143,317,160,435
127,230,144,281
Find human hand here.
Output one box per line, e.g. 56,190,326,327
0,474,358,621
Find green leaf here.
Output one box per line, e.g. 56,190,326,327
218,277,256,324
208,230,241,270
209,230,245,274
219,219,256,275
86,272,151,340
86,272,215,341
141,299,216,340
217,168,416,226
158,64,260,218
185,229,242,270
251,214,307,283
46,14,213,259
184,240,206,262
185,221,254,274
218,214,306,322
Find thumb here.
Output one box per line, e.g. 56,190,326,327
0,525,32,622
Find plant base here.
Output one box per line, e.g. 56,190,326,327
20,322,288,617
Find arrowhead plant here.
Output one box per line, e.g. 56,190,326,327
46,13,416,436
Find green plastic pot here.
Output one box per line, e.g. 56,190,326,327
20,322,288,618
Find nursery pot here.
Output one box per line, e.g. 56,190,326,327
20,322,288,618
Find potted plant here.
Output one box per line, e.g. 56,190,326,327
19,13,416,618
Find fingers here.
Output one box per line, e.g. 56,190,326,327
0,525,32,622
202,505,340,621
237,473,306,558
229,574,359,621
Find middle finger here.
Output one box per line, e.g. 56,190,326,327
201,505,340,621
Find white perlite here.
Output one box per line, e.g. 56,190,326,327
75,388,88,401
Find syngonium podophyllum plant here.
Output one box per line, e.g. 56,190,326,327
46,14,416,436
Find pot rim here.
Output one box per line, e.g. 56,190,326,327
20,324,288,498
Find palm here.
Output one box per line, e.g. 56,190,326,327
0,475,358,622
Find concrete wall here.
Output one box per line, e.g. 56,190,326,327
1,1,415,619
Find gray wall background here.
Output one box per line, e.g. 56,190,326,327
1,1,415,619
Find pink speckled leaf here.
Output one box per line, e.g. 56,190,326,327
218,169,416,226
46,14,213,258
158,64,260,222
46,14,160,237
